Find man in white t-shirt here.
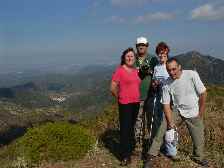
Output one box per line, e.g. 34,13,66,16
161,58,208,167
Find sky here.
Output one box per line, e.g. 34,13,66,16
0,0,224,72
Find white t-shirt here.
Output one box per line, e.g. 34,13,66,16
161,70,206,118
153,64,170,85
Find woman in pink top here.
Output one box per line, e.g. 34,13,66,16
110,47,141,166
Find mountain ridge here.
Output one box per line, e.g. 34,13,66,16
174,51,224,84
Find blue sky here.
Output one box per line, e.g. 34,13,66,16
1,0,224,71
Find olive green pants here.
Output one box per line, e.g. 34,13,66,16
148,110,205,161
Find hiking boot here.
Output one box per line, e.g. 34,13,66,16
144,155,156,168
120,157,131,166
192,158,209,167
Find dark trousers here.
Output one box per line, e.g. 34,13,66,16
119,103,140,159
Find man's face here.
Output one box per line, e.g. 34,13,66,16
136,44,148,56
166,61,182,79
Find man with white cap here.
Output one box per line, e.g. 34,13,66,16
134,37,158,149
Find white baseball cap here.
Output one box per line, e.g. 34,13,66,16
136,37,148,45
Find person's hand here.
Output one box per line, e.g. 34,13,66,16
197,111,203,118
141,64,150,71
167,122,175,130
152,80,160,90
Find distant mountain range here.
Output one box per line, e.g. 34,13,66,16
0,50,223,140
0,51,223,104
174,51,224,84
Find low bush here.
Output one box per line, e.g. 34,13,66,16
14,122,95,165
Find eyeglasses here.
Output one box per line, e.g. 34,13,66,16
167,67,177,72
136,43,148,47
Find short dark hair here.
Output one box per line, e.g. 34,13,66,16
166,57,181,65
155,42,170,55
120,47,135,65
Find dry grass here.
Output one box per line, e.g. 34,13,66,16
0,86,223,168
73,85,224,168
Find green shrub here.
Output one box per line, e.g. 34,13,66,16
80,104,119,136
15,122,95,164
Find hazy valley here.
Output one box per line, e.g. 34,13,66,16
0,51,223,167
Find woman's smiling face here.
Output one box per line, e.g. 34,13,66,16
158,49,168,64
124,51,135,67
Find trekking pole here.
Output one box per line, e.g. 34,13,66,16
141,101,146,144
148,95,156,141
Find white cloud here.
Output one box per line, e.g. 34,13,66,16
105,16,126,23
110,0,166,7
135,12,175,23
104,12,175,24
191,3,224,21
111,0,148,7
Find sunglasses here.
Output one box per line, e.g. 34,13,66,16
136,43,148,47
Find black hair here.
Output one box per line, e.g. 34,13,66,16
166,57,181,65
120,47,135,65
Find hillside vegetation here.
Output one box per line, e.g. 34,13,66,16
0,85,223,168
